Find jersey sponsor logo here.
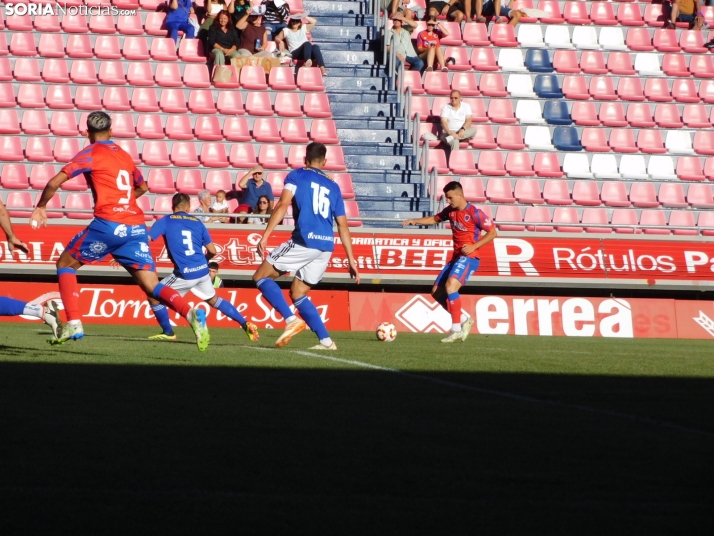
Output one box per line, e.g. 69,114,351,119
130,226,146,236
113,224,127,238
183,264,208,274
396,295,469,334
139,242,150,253
88,241,107,255
134,250,152,261
307,231,334,242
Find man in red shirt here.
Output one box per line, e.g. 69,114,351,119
403,181,497,343
30,112,210,350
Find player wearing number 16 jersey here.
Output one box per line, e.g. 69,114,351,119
30,112,209,350
252,142,360,351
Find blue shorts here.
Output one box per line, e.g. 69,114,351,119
66,218,155,271
482,0,511,17
434,256,481,287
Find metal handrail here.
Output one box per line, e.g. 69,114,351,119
404,85,413,141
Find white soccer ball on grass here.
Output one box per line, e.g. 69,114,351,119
376,322,397,342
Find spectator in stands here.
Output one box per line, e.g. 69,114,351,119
236,8,273,57
666,0,706,29
208,262,225,288
439,90,476,151
416,18,450,72
207,11,242,65
165,0,197,43
386,13,424,73
262,0,290,40
194,190,220,223
233,166,274,223
231,0,251,24
427,0,467,23
210,189,231,223
473,0,524,25
276,15,328,75
246,196,274,225
199,0,233,41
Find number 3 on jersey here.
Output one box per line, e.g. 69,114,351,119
116,170,132,204
311,182,330,217
182,230,195,256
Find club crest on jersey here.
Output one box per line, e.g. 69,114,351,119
88,242,107,255
463,214,471,222
139,242,150,253
113,224,128,238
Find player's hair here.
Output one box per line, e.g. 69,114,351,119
442,181,463,195
86,111,111,133
172,193,191,210
305,142,327,164
208,262,219,270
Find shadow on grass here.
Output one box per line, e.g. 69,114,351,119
0,362,712,535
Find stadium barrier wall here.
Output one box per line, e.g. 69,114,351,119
2,283,714,340
3,223,714,290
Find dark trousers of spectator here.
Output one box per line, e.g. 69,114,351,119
397,55,425,73
165,21,195,43
291,42,325,67
264,23,287,40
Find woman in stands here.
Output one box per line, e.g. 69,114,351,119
199,0,233,41
275,15,327,76
207,11,243,65
416,18,449,72
165,0,197,43
231,0,252,25
246,196,274,225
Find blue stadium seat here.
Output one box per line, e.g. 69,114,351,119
534,75,564,99
524,49,553,73
553,127,583,151
543,101,572,125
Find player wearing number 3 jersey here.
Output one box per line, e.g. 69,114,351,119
253,142,360,351
30,112,210,350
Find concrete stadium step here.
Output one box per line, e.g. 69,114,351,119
334,118,406,131
311,26,374,41
328,91,398,104
304,0,369,15
353,181,424,198
324,76,388,92
356,209,426,223
337,128,403,144
340,144,412,155
322,50,376,67
317,41,374,52
348,170,417,183
344,154,413,171
329,101,396,117
357,197,432,212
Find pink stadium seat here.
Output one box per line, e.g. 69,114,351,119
147,169,175,194
640,210,669,235
662,54,690,77
344,201,362,227
687,183,714,208
534,153,564,177
654,103,683,128
486,177,514,203
700,80,714,103
259,144,287,169
101,86,130,111
98,61,126,85
694,132,714,155
165,115,193,140
410,96,430,121
680,30,706,53
553,50,580,74
512,0,536,21
496,125,525,149
524,206,553,232
205,170,232,194
269,66,297,90
333,173,355,199
24,136,54,163
627,102,656,127
179,39,206,62
151,38,178,61
563,76,589,100
463,23,490,46
637,129,666,153
29,164,56,189
669,211,697,236
600,182,630,207
302,93,331,118
0,109,20,133
287,144,307,168
589,76,617,101
490,24,518,47
591,2,617,25
431,96,449,117
582,208,611,233
37,34,65,58
51,111,79,136
689,55,714,79
62,13,89,33
230,144,258,168
444,47,470,70
265,172,287,196
611,209,638,234
543,179,571,204
644,4,668,27
223,116,251,142
70,60,98,84
703,157,714,180
135,194,152,221
479,152,508,177
17,84,44,108
487,99,517,123
176,170,204,194
460,177,486,202
514,178,541,204
169,141,197,166
201,142,228,168
45,85,73,110
5,191,34,217
35,14,61,32
1,164,29,189
653,29,681,52
470,124,497,149
253,118,281,143
211,65,240,89
464,98,488,122
438,22,462,45
65,37,94,61
538,0,564,23
580,51,607,74
94,36,122,59
194,116,222,141
117,14,144,35
401,70,425,95
90,14,117,34
136,114,164,139
297,68,324,91
184,64,211,88
630,182,659,207
115,140,140,164
188,89,216,114
61,170,88,190
698,211,714,235
7,14,33,32
683,104,710,128
507,154,535,178
607,52,636,75
672,79,700,103
309,119,338,144
494,205,525,231
571,101,600,126
14,57,41,82
131,87,160,112
564,1,590,24
470,48,499,71
644,78,673,102
142,140,170,166
245,92,273,116
159,88,187,113
152,196,173,220
423,71,451,95
426,148,448,174
677,156,706,180
617,78,645,102
10,34,37,57
626,28,654,51
123,36,151,60
450,72,480,96
154,63,182,87
552,207,581,233
599,102,627,126
21,110,50,134
217,91,245,115
610,129,638,153
448,151,478,175
658,183,687,207
144,12,167,35
581,128,610,152
572,181,601,206
0,35,7,57
618,4,645,26
64,193,94,220
325,146,347,171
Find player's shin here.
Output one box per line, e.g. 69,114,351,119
447,292,463,332
256,278,296,323
153,283,192,319
0,297,31,317
213,297,247,326
294,296,331,345
150,303,174,335
57,268,81,322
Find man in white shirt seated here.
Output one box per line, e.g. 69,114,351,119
438,90,476,151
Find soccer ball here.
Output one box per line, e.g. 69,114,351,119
376,322,397,342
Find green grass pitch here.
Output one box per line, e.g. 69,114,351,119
0,322,712,534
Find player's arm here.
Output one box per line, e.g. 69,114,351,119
238,166,263,189
256,188,294,258
461,227,498,255
0,200,28,253
204,243,217,261
402,215,438,227
30,171,71,229
335,215,360,284
134,180,148,199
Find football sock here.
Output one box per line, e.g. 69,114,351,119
58,268,81,322
214,297,247,327
23,303,43,319
151,304,174,336
319,337,333,347
447,292,462,332
435,293,449,312
153,283,191,319
0,297,29,317
256,278,296,323
293,296,329,340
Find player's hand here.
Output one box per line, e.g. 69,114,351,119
256,238,269,259
461,244,478,255
402,219,415,227
30,207,47,230
108,259,122,270
6,234,29,254
348,259,360,284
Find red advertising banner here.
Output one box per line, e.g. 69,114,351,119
0,283,350,330
2,223,714,286
672,300,714,340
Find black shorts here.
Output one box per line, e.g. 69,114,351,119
429,1,465,16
